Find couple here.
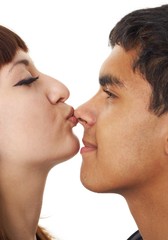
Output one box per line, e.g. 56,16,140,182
1,4,168,240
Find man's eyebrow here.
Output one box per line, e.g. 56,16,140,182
9,59,30,73
99,74,125,88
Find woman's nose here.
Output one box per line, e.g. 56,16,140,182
75,100,96,128
45,75,70,104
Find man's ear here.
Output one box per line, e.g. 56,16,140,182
165,136,168,155
157,113,168,155
163,115,168,155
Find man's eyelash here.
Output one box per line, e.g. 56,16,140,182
103,89,117,98
14,76,39,87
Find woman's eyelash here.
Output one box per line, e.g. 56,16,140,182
14,76,39,87
103,89,117,99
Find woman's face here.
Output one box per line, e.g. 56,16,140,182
0,50,79,169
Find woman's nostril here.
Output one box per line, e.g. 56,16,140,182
59,97,68,103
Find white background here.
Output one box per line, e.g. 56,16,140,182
0,1,167,239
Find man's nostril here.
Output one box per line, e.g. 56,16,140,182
78,118,87,124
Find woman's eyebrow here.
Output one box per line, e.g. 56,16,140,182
9,59,30,73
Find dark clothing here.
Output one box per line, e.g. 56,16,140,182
127,230,143,240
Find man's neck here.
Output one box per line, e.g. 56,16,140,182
124,177,168,240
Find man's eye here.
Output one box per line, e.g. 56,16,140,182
14,76,39,87
103,89,117,99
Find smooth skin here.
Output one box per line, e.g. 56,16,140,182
0,50,79,240
75,45,168,239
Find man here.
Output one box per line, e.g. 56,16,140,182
75,5,168,240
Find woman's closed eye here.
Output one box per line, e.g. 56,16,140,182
13,76,39,87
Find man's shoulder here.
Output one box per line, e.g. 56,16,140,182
127,230,143,240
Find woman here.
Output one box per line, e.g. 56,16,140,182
0,25,80,240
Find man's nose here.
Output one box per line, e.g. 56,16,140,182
75,100,96,128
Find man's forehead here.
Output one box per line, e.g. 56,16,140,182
100,45,136,70
99,46,142,89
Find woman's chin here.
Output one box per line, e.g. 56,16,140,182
50,136,80,166
66,136,80,159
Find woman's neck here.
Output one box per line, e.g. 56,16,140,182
0,162,48,240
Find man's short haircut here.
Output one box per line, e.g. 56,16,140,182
109,5,168,116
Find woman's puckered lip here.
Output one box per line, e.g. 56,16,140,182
66,107,75,119
67,107,78,126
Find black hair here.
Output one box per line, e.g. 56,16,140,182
109,5,168,116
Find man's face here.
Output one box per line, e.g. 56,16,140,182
75,45,167,194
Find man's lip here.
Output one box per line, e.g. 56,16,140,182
80,139,97,154
82,140,97,148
